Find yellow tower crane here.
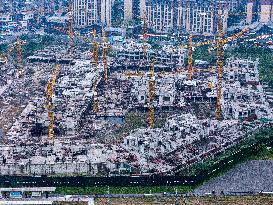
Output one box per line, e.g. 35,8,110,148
102,29,110,82
53,1,75,55
46,64,60,140
147,58,156,128
92,30,100,113
175,22,248,119
187,34,193,80
175,36,213,80
125,58,156,128
0,38,26,76
213,15,249,119
215,15,225,120
15,37,24,77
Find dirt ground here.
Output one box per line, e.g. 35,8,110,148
94,196,273,205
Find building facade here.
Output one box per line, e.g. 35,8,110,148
260,0,273,23
145,0,229,35
72,0,111,28
124,0,133,21
245,0,273,25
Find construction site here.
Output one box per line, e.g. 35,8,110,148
0,6,273,177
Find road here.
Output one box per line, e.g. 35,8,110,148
0,192,185,204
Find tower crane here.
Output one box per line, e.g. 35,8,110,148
53,1,75,55
174,19,249,119
187,34,193,80
15,37,24,77
186,37,216,80
188,24,248,119
184,25,248,119
125,58,156,128
213,15,249,120
67,2,75,56
92,30,100,113
102,29,110,82
147,58,156,128
215,15,225,120
46,64,60,140
174,36,214,80
0,38,26,76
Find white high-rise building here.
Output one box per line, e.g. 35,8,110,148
124,0,133,21
260,0,272,23
101,0,112,26
73,0,111,28
140,0,146,18
145,0,229,35
246,0,254,24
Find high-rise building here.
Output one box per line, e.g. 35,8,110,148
101,0,111,26
246,0,254,24
145,0,229,35
146,0,175,32
225,0,239,12
140,0,146,18
260,0,272,23
123,0,145,22
124,0,133,21
72,0,111,28
271,0,273,21
0,1,3,13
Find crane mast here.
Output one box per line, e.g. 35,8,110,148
92,30,99,113
214,15,249,119
15,37,23,77
46,64,60,140
216,14,225,120
68,1,74,56
187,34,193,80
148,58,156,128
102,29,109,82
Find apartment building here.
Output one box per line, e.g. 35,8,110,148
145,0,229,34
124,0,133,21
72,0,111,28
260,0,273,23
146,0,175,33
246,0,273,24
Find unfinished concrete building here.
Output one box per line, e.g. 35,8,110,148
113,42,186,71
0,29,272,177
222,57,272,120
